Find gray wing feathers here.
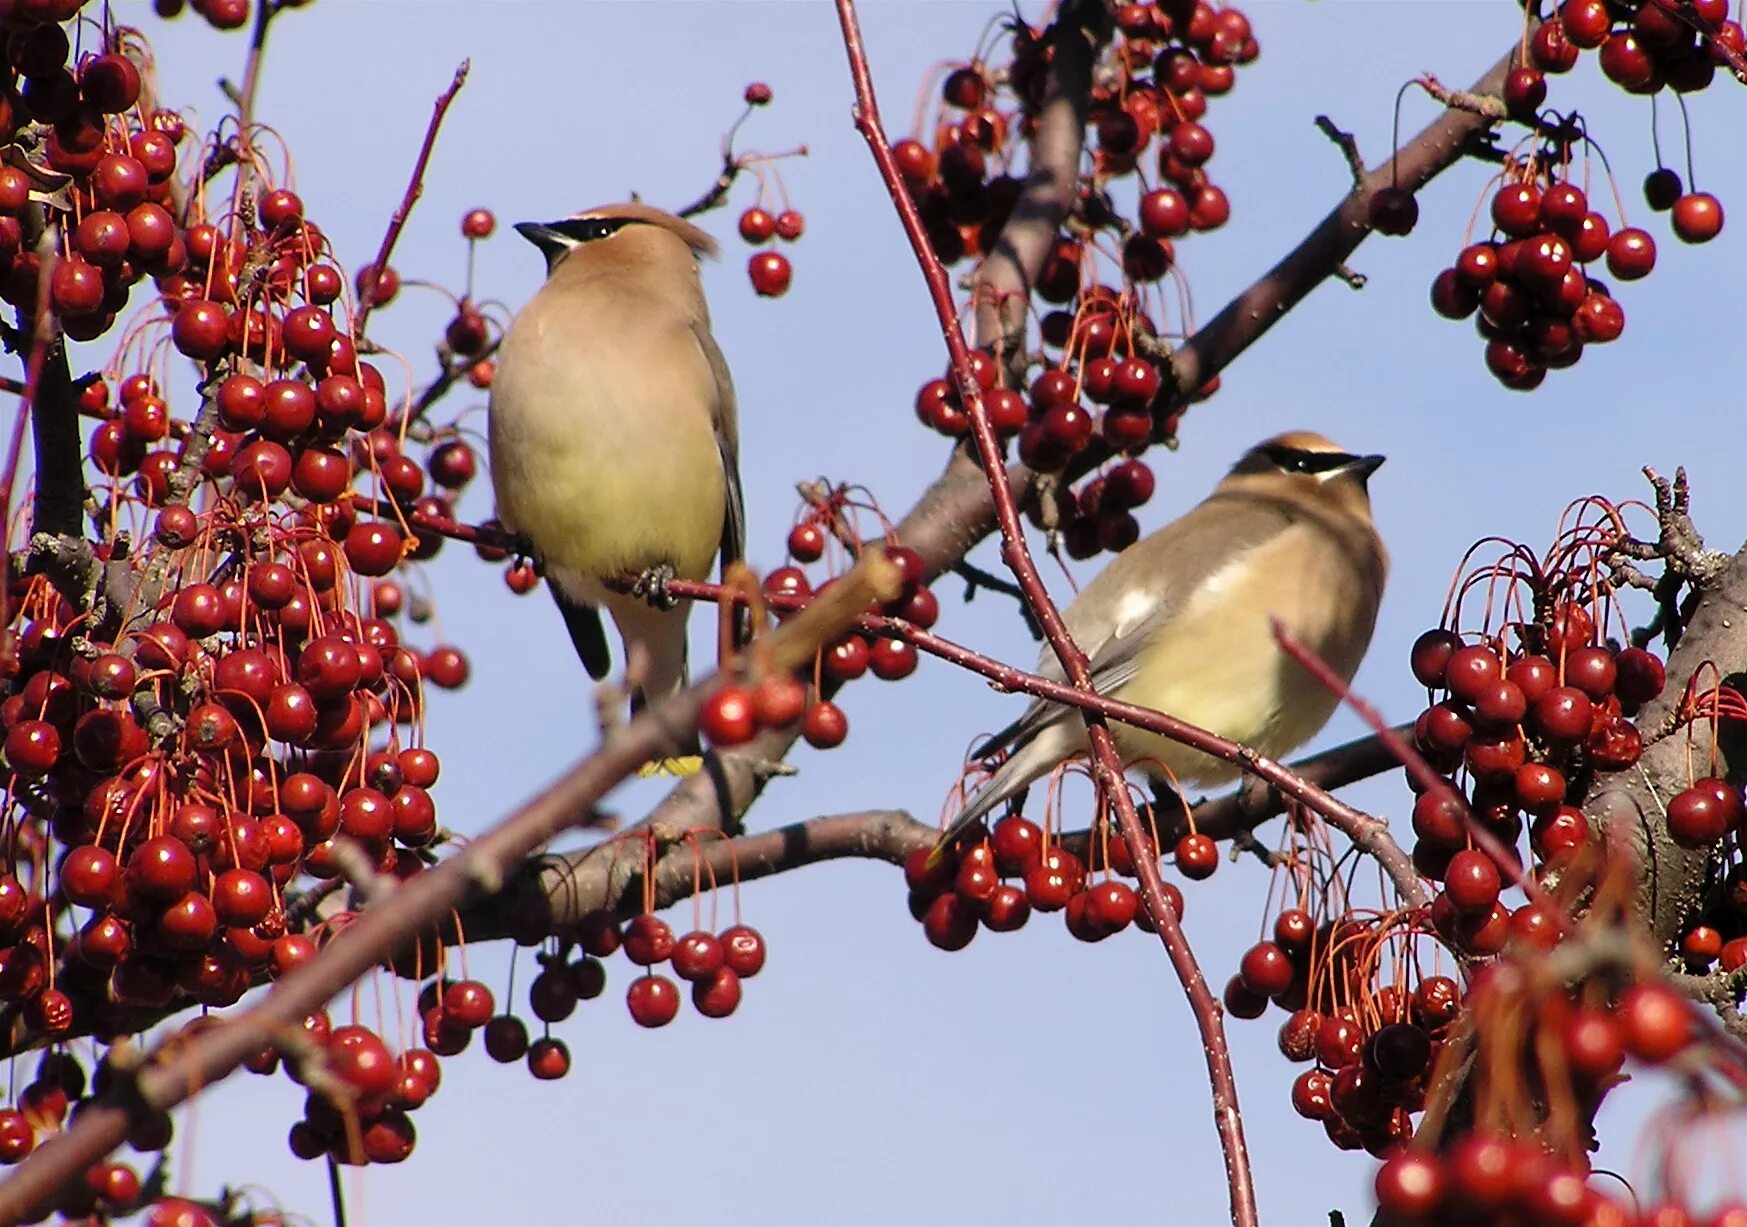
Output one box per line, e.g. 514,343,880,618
693,320,748,648
692,321,744,574
970,494,1299,765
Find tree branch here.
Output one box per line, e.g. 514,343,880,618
1589,537,1747,951
1160,37,1529,407
970,0,1106,354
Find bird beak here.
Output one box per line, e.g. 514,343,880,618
1345,454,1386,482
513,221,570,261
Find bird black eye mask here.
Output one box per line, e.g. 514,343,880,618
1259,445,1361,475
550,216,631,244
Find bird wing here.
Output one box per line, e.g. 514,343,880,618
973,492,1299,760
692,320,745,576
692,319,749,651
551,586,612,680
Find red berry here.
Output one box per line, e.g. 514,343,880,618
626,974,681,1027
748,251,792,297
691,966,742,1017
442,979,494,1029
1619,983,1691,1062
526,1036,571,1079
802,701,847,749
1368,187,1418,236
1174,832,1217,880
701,685,756,747
1671,192,1724,243
1238,940,1294,996
1606,227,1657,280
1443,849,1501,914
461,208,496,239
622,914,675,966
720,924,766,976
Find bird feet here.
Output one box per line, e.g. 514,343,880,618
631,563,678,609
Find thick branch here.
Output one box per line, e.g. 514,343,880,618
24,344,82,539
448,725,1419,945
1161,39,1526,406
1589,538,1747,950
0,723,1415,1062
970,0,1106,352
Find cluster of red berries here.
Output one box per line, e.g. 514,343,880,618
701,538,934,753
1419,168,1652,391
1047,456,1158,562
0,0,540,1197
222,908,764,1168
0,1048,167,1208
732,81,798,299
0,13,189,338
1528,0,1742,98
902,811,1213,950
1374,0,1737,388
519,906,767,1036
255,1006,438,1168
1231,912,1452,1157
894,0,1252,271
1406,597,1672,933
897,4,1247,528
1,551,454,1009
1372,971,1742,1225
1094,0,1256,223
911,332,1185,558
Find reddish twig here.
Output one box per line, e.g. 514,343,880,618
664,574,1428,909
1269,620,1544,915
351,61,470,339
834,5,1258,1223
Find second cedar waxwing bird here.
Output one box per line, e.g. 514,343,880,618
939,431,1387,848
488,202,744,728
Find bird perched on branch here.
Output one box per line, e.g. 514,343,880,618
936,431,1387,852
488,202,744,740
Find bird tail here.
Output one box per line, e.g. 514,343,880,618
609,597,701,761
927,723,1070,867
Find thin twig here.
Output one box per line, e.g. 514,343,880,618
1313,115,1364,187
351,62,471,339
951,560,1044,640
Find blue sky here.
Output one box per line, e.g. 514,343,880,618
43,3,1747,1224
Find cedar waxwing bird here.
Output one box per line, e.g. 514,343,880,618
488,202,744,727
939,431,1386,849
